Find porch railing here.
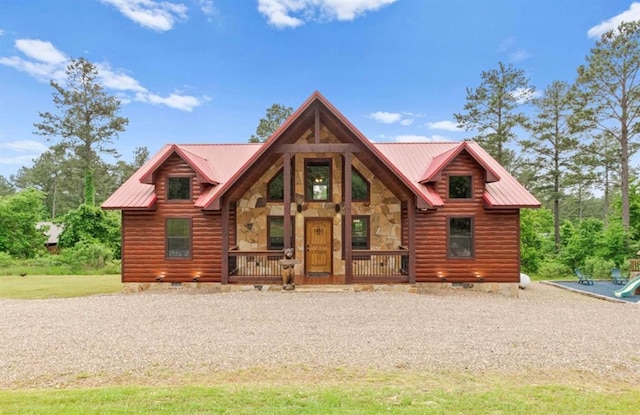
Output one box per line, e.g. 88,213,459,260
351,249,409,278
228,249,284,278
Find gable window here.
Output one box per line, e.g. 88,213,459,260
448,175,472,199
267,168,295,202
448,217,473,258
267,216,295,251
167,177,191,200
166,218,191,258
305,159,331,201
351,168,370,201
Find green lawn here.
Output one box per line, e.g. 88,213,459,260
0,274,122,299
0,376,638,414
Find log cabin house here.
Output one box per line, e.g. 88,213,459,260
102,91,539,290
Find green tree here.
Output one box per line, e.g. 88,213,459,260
454,61,534,170
576,20,640,231
560,218,605,268
0,189,47,258
249,103,293,143
58,204,121,258
0,175,15,196
520,207,554,273
34,57,128,206
111,146,150,187
521,81,585,249
563,148,598,221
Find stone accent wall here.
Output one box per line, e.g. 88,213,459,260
235,125,402,276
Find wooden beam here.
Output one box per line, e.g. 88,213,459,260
314,104,320,144
407,197,416,284
273,143,361,153
344,153,353,283
283,152,292,249
221,197,229,284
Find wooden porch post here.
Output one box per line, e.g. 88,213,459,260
344,153,353,282
408,197,416,284
283,152,292,249
221,197,229,284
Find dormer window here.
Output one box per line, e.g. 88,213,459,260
448,175,472,199
167,177,191,200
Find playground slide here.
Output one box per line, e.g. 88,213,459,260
614,275,640,298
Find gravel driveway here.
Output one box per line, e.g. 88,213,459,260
1,282,639,388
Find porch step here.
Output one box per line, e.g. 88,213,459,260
287,284,417,293
291,285,355,293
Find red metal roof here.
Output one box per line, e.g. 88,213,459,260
102,144,260,209
102,93,539,211
375,141,539,208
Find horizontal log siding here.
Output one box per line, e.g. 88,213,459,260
121,154,222,283
415,151,520,283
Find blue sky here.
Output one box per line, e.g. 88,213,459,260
0,0,638,179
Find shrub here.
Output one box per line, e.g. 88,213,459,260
60,241,113,271
0,252,13,267
583,256,615,279
535,259,573,280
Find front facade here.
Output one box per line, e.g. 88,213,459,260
103,92,539,287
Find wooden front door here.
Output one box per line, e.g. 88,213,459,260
305,218,332,275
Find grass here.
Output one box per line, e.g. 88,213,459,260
0,274,122,299
0,369,638,414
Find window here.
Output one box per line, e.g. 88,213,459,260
166,218,191,258
344,216,370,259
351,168,370,201
167,177,191,200
448,217,473,258
305,159,331,201
448,175,472,199
351,216,370,250
267,168,295,202
267,216,295,251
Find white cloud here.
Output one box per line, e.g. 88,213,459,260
257,0,398,28
497,36,530,63
101,0,188,31
497,36,516,53
369,111,402,124
96,63,147,92
400,119,413,126
15,39,67,64
588,2,640,38
0,140,48,153
394,134,451,143
135,91,207,112
426,120,462,132
0,140,48,167
0,29,5,36
511,87,540,104
0,39,68,82
508,49,530,63
0,38,207,112
199,0,217,18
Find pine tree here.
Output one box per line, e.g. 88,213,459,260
576,21,640,231
34,57,128,206
521,81,584,249
454,62,534,170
